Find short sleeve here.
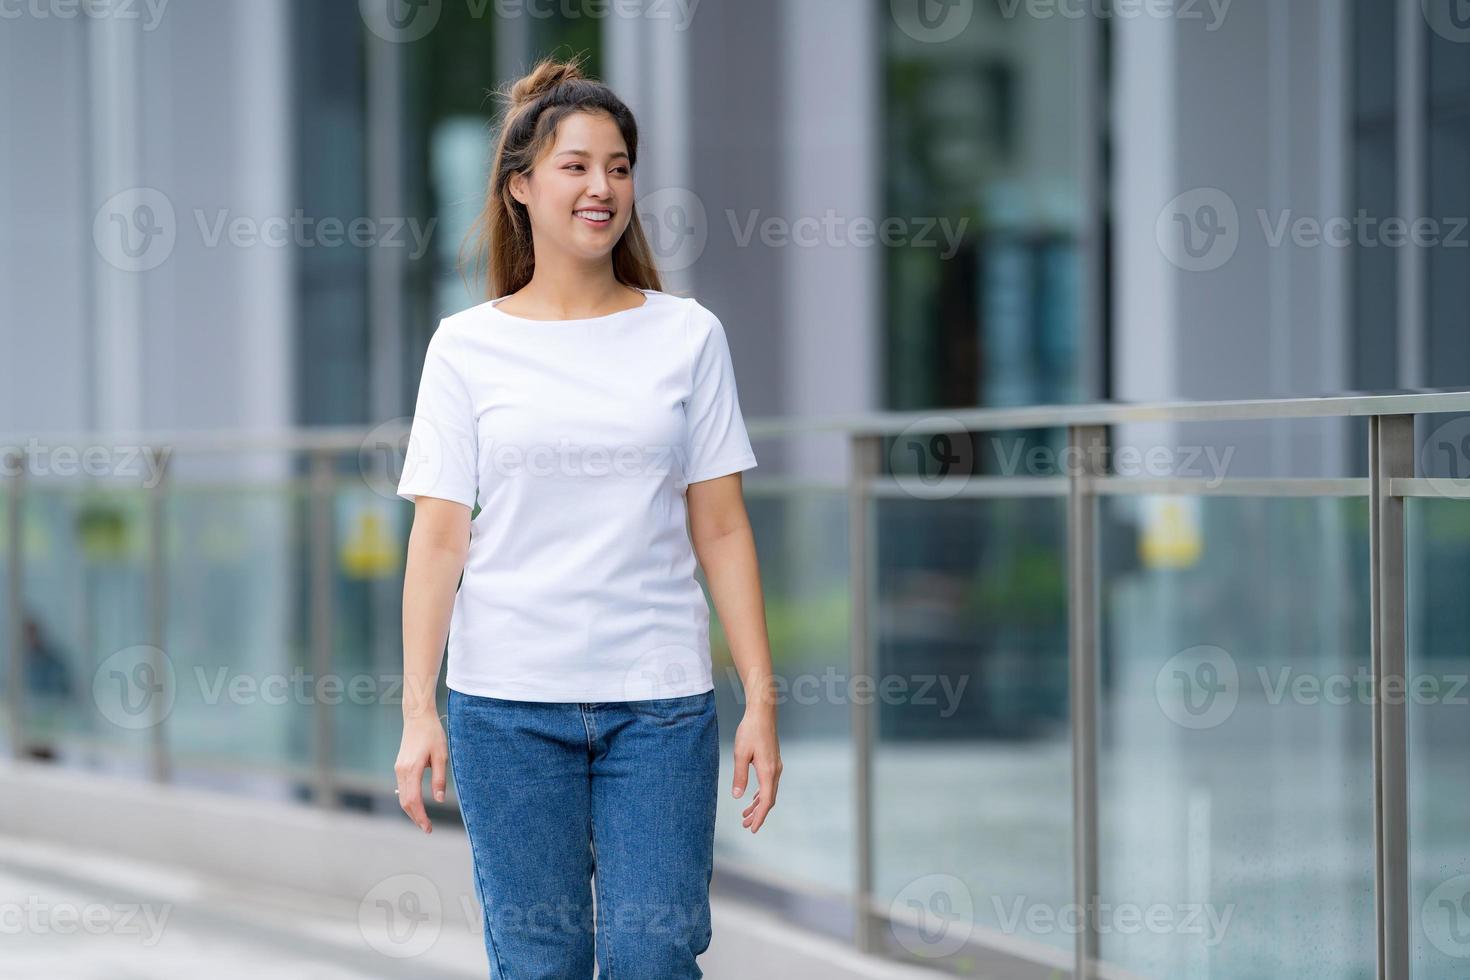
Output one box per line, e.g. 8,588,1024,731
683,301,758,485
396,322,479,508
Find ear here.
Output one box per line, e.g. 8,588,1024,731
508,170,529,207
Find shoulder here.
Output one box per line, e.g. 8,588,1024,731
668,293,727,347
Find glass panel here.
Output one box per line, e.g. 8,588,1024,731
164,482,313,778
873,494,1072,973
1407,496,1470,977
712,487,854,910
1098,494,1374,978
331,479,430,791
19,485,156,773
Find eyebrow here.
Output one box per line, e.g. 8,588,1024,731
555,149,630,161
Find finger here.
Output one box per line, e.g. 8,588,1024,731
430,745,448,803
741,792,760,818
731,747,751,798
749,794,773,833
397,762,430,832
757,761,778,809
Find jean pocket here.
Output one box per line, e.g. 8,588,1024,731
633,690,714,726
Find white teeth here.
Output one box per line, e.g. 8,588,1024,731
575,210,612,221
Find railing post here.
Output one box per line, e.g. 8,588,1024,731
1369,414,1412,980
309,449,337,808
6,448,25,759
1068,424,1107,979
849,431,881,953
147,446,172,783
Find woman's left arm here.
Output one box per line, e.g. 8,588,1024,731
688,472,782,834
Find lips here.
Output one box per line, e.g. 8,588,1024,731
574,209,612,227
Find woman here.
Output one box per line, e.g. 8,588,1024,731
393,53,782,978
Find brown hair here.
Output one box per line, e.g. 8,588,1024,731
459,52,663,300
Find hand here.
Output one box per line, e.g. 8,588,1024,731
731,708,782,833
395,710,448,833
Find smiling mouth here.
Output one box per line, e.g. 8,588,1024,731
574,209,613,226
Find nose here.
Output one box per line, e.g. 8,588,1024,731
584,169,612,199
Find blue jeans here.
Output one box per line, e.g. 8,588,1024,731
446,688,719,979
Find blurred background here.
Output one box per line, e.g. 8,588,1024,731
3,0,1470,977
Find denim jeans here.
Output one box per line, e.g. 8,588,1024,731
446,688,719,979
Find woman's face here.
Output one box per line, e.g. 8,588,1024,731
510,110,635,262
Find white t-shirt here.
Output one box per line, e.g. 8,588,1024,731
396,287,758,702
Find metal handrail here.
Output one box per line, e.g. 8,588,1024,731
5,389,1464,980
4,387,1470,452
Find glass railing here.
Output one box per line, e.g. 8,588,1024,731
5,390,1470,979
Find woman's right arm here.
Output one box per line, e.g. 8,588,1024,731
395,496,471,834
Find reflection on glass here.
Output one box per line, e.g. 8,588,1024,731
875,495,1072,970
1407,498,1470,977
712,489,854,900
1099,495,1373,978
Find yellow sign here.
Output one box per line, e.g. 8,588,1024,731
1139,497,1202,568
339,501,402,578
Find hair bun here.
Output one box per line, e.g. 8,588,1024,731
509,53,587,108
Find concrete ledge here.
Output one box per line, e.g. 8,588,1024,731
0,759,941,979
